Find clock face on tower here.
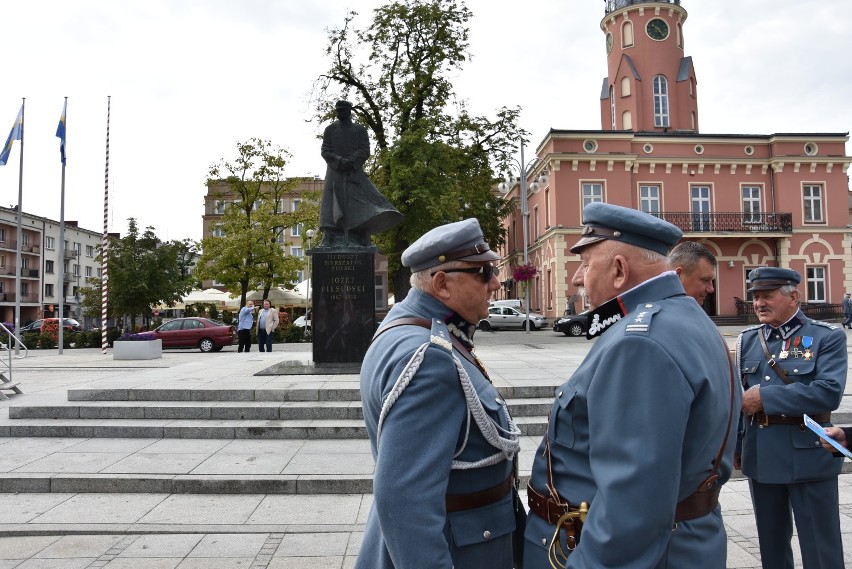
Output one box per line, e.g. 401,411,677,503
606,32,614,54
646,18,669,40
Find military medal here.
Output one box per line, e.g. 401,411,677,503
778,337,790,360
802,336,813,361
788,336,803,359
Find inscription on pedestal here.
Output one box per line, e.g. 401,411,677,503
311,251,375,364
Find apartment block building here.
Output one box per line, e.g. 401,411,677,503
497,0,852,320
0,206,103,328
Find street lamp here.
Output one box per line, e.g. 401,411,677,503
498,137,548,333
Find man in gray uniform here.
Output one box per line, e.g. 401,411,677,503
356,218,522,569
524,202,739,568
736,267,846,569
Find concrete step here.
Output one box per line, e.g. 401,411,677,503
65,385,560,402
0,417,552,439
2,462,850,495
8,398,553,421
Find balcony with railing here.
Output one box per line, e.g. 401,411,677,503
650,212,793,234
63,248,79,259
605,0,680,14
19,268,39,279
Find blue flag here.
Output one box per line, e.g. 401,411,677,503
56,101,66,165
0,105,23,167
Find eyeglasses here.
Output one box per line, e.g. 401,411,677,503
431,264,499,282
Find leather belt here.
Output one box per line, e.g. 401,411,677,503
753,411,830,427
527,483,584,527
445,473,513,513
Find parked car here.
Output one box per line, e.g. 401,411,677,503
489,299,525,311
479,305,548,331
553,311,591,337
152,317,236,352
294,309,312,330
19,318,82,333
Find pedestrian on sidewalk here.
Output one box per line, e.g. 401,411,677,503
524,203,738,568
736,267,846,569
256,299,279,352
356,218,522,569
842,292,852,328
236,300,254,353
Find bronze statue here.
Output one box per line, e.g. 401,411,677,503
318,100,402,249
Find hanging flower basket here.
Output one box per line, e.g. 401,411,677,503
513,263,538,282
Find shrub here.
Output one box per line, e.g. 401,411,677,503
41,319,59,344
209,305,220,320
22,331,38,348
283,323,305,343
117,332,156,341
38,332,56,349
106,328,122,347
221,310,233,325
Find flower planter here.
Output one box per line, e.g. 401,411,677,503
113,339,162,360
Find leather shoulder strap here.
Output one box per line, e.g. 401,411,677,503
757,330,792,384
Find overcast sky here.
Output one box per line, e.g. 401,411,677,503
1,0,849,243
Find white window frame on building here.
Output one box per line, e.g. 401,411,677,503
638,184,661,214
214,200,226,215
803,184,824,223
0,228,6,243
806,266,826,303
742,185,762,224
690,185,712,231
86,245,94,257
610,86,616,130
85,266,93,278
46,260,54,274
46,236,55,250
581,182,604,208
653,75,670,128
213,224,224,237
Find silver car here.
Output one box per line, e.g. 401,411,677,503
479,306,549,331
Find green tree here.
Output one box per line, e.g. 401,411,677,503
79,219,196,328
195,139,319,306
313,0,519,298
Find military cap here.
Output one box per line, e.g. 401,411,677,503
570,202,683,255
747,267,801,292
335,100,352,109
402,218,499,273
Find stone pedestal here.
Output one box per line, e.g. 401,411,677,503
310,250,375,364
113,339,162,360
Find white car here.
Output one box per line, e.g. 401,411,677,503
294,314,311,329
479,306,548,331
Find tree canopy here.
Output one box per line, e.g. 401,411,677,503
79,219,196,328
312,0,521,298
194,138,320,306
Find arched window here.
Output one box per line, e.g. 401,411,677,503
610,86,616,130
653,75,670,127
622,21,634,47
677,22,683,48
622,111,633,130
620,76,631,97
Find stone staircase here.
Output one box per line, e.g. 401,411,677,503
0,384,555,494
4,382,849,494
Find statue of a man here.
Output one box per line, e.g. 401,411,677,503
318,100,402,248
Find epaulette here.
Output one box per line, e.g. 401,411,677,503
429,318,453,352
740,323,762,335
812,320,839,330
624,303,662,334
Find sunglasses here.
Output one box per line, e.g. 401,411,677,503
431,264,499,282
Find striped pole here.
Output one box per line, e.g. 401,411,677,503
101,96,110,354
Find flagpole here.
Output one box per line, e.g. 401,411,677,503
101,96,110,354
13,99,24,355
58,97,67,354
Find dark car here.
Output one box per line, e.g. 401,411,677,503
553,311,590,337
20,318,82,333
152,317,236,352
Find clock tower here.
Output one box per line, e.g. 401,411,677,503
600,0,697,132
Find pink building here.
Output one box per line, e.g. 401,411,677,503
498,0,852,321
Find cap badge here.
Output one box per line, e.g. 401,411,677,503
438,255,445,262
